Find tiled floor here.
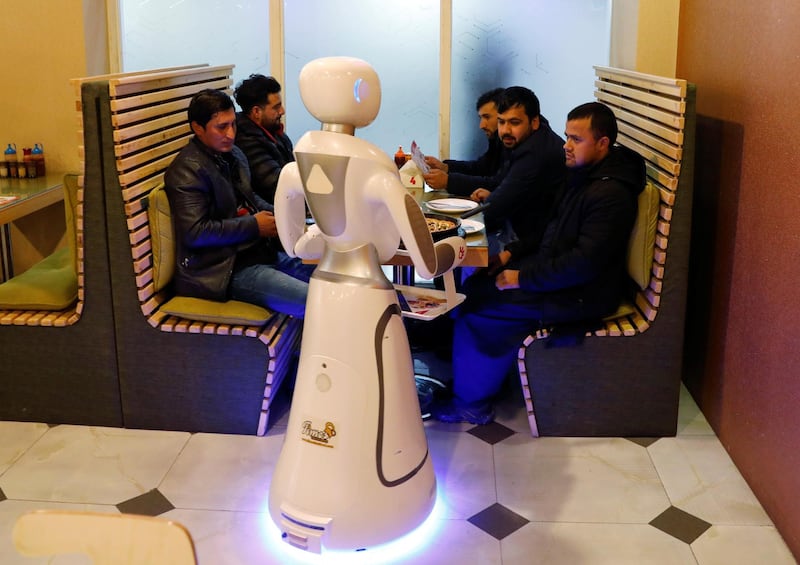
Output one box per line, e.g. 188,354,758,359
0,384,795,564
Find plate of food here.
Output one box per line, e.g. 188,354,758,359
424,213,462,241
425,198,478,214
460,219,484,235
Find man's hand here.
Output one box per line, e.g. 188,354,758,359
423,169,448,190
424,155,448,172
254,210,278,238
488,249,512,275
495,269,520,290
471,188,491,202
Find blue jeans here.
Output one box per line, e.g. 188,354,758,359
229,252,315,318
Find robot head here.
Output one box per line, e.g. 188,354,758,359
298,57,381,130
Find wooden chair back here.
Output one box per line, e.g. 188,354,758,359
13,510,197,565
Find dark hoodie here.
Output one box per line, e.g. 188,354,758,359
503,144,646,324
234,112,294,204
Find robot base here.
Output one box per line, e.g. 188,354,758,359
269,277,436,553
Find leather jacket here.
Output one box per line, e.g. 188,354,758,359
164,137,275,301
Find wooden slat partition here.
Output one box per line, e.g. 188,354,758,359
517,66,695,437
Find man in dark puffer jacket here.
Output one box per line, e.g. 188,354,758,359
433,102,646,425
233,74,295,204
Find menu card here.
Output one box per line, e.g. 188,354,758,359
410,140,430,174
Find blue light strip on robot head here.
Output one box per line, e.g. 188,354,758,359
353,78,363,103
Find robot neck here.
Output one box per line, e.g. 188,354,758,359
321,122,356,136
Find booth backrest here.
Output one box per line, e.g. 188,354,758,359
591,66,695,336
626,181,660,291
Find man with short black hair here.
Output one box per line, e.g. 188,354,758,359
234,74,294,203
424,87,505,195
472,86,567,249
165,89,312,318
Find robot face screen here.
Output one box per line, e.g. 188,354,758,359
299,57,381,128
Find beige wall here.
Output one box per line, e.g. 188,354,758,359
0,0,108,175
611,0,680,76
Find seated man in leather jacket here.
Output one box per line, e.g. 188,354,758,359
164,89,313,318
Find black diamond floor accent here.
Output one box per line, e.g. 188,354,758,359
626,437,660,448
0,487,6,502
467,421,515,445
649,505,712,544
116,488,174,517
468,503,529,540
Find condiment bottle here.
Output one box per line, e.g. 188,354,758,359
22,148,37,178
3,143,18,178
394,145,406,169
31,143,45,177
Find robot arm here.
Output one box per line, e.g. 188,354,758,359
366,170,466,280
275,162,326,260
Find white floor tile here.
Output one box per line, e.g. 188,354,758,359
502,522,697,565
494,437,670,523
0,380,795,565
167,509,502,565
692,525,796,565
0,425,189,504
164,508,282,565
160,432,285,513
425,427,496,520
494,383,534,435
648,436,772,526
0,422,48,476
389,519,502,565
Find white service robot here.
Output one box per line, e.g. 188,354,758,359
269,56,466,554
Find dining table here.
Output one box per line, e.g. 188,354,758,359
0,172,66,281
388,190,488,285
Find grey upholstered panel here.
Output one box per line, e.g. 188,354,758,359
0,88,123,426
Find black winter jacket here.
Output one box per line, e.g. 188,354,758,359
234,112,294,203
444,134,505,196
504,144,646,323
164,137,275,301
482,116,566,242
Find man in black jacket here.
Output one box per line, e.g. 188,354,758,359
470,87,566,253
433,102,646,424
423,87,505,195
165,89,312,318
233,74,294,203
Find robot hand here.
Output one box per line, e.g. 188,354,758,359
428,235,467,277
275,162,309,257
293,223,326,260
